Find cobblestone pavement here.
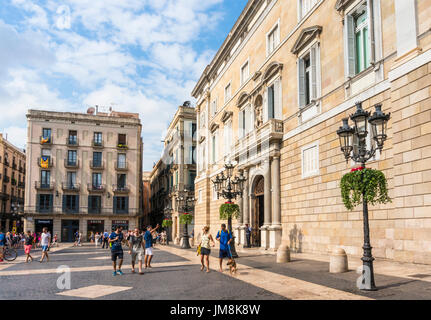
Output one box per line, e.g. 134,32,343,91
1,243,430,300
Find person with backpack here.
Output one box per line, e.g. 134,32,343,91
102,230,109,249
215,224,233,273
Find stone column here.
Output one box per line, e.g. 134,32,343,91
261,159,271,249
269,155,282,250
241,168,250,248
235,195,243,245
5,219,10,232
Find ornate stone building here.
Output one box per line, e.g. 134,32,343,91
24,109,143,241
191,0,431,264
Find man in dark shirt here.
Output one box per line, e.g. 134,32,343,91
144,224,159,269
216,224,233,272
109,226,124,276
245,224,251,248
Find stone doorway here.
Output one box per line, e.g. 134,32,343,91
252,176,264,247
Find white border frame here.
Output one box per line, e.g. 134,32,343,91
266,18,281,57
301,140,320,179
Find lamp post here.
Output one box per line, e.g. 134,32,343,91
175,189,195,249
212,163,246,258
337,102,390,291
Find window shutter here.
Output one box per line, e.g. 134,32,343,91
346,14,356,77
298,58,305,107
274,79,282,120
49,195,53,211
36,194,40,212
268,86,274,119
263,90,268,123
62,195,66,212
238,111,244,138
245,105,251,133
88,196,91,212
125,197,129,214
76,195,80,212
113,197,117,214
311,45,317,100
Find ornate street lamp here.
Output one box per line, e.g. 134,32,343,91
175,190,195,249
337,102,390,291
211,163,246,258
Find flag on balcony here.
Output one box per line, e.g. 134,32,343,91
40,156,49,169
41,137,49,144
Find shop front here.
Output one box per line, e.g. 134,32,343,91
111,220,129,232
35,219,54,236
87,220,104,241
61,220,80,242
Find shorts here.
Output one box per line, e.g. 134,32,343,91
41,245,49,252
131,251,144,261
111,250,124,261
201,247,211,256
219,249,230,258
145,247,153,256
24,245,32,254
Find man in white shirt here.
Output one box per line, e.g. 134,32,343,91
39,228,51,263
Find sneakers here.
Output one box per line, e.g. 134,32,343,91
117,270,124,276
112,271,117,276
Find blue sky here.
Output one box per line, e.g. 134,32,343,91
0,0,248,170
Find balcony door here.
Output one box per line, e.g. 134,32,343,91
67,150,77,166
92,173,102,188
41,170,50,187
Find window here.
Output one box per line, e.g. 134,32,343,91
68,130,77,145
117,174,126,188
41,170,50,187
211,98,218,117
66,172,76,187
198,190,203,204
212,186,218,201
93,152,102,167
67,150,77,166
267,22,280,55
118,134,126,145
189,146,196,165
224,120,233,156
94,132,102,145
37,194,53,212
238,105,252,138
211,132,218,164
88,196,101,213
302,142,319,178
92,173,102,188
63,195,79,213
240,61,249,85
224,83,232,103
117,154,126,168
346,2,371,76
42,128,51,139
299,0,318,20
298,43,320,108
113,196,128,214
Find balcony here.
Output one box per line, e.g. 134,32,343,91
11,178,17,186
115,161,128,171
117,142,128,150
63,207,79,214
34,181,55,191
67,137,79,147
87,184,105,193
36,205,53,213
90,161,105,170
62,182,80,192
3,159,9,166
64,159,80,169
92,139,104,148
88,206,102,214
40,136,52,146
18,181,25,188
112,184,130,194
12,163,17,170
3,176,10,183
38,157,54,169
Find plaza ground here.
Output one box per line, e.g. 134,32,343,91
0,243,430,300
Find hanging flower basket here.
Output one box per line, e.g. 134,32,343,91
179,213,193,225
219,201,240,220
162,219,173,228
340,167,391,211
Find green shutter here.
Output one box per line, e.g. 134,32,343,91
113,196,117,214
125,197,129,214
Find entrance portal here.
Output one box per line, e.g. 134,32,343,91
35,219,54,237
61,220,79,242
252,176,265,247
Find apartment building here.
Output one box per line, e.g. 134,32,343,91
24,108,143,242
0,133,26,233
192,0,431,264
150,103,197,243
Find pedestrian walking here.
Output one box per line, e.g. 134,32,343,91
109,226,124,276
78,232,82,246
90,232,95,244
144,224,159,269
0,230,5,262
245,223,251,248
199,226,215,273
95,232,101,247
128,228,145,274
215,224,233,273
24,231,34,263
102,230,109,249
73,231,79,247
39,228,51,263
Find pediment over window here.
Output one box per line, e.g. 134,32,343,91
236,92,250,108
221,111,233,123
291,26,322,55
210,122,219,133
263,61,283,82
335,0,355,12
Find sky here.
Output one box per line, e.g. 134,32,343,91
0,0,248,171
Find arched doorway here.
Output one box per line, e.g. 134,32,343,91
252,176,265,247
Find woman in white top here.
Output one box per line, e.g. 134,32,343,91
95,232,101,247
199,226,215,273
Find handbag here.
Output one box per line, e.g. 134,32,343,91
196,244,201,256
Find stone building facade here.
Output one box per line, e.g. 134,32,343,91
150,104,197,243
24,109,143,242
0,133,26,233
191,0,431,264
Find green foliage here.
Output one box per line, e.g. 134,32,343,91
219,202,240,220
340,168,391,211
162,219,173,228
179,213,193,225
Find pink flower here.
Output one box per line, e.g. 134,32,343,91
351,166,365,172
